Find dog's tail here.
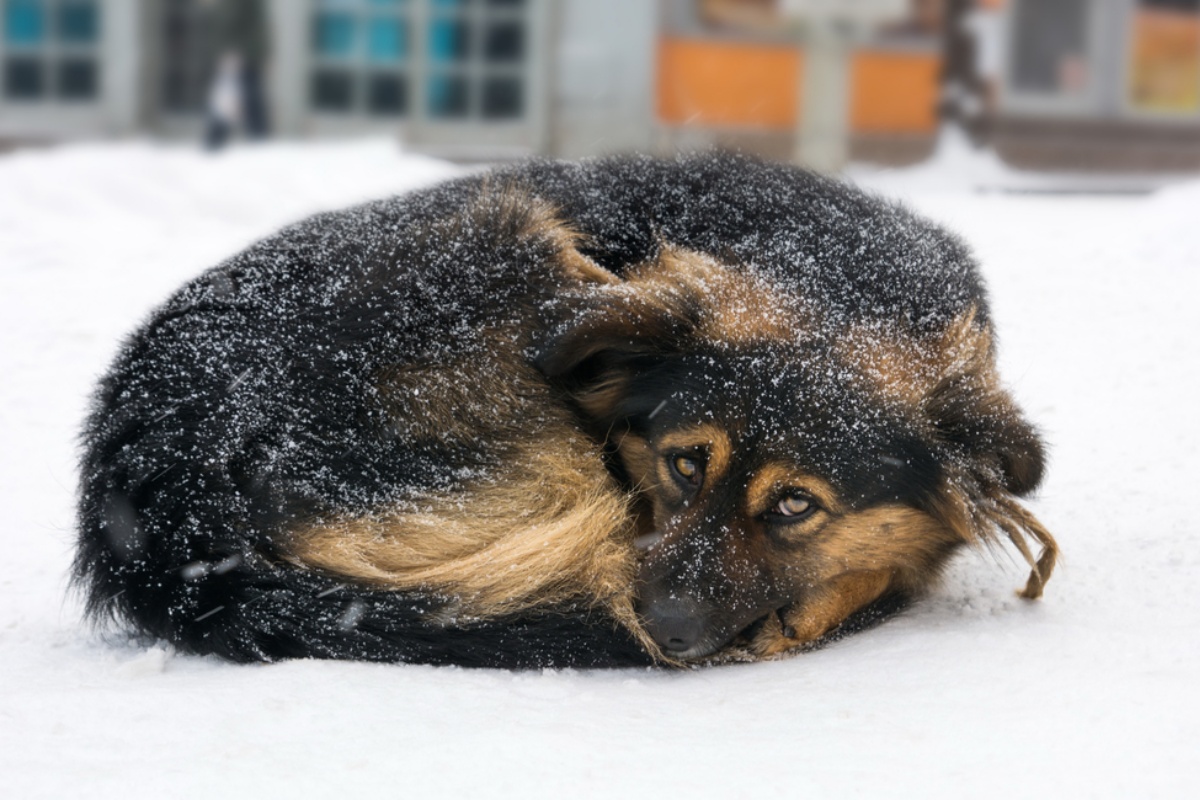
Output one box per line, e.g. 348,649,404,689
74,484,651,668
72,320,652,670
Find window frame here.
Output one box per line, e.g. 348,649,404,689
303,0,548,153
999,0,1200,121
0,0,103,106
154,0,215,119
998,0,1112,117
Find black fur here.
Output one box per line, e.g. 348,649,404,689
74,152,997,667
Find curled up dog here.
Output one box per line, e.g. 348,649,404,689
73,153,1058,668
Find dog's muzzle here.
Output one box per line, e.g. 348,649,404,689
639,596,712,656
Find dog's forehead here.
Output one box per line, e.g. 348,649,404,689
660,346,878,424
646,346,921,485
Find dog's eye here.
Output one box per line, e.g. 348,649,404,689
773,494,815,520
670,455,703,486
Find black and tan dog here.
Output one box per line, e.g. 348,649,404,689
74,153,1057,667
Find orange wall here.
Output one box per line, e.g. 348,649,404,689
1128,9,1200,111
850,50,941,133
657,37,940,134
657,38,801,128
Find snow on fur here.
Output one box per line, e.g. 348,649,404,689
1,140,1197,797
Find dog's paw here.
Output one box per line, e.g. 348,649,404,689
747,609,828,659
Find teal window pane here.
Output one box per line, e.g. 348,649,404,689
428,17,469,64
482,75,521,119
58,56,96,99
427,72,468,117
59,0,97,43
431,0,471,9
367,16,407,63
4,0,46,45
313,12,356,58
312,69,354,111
4,55,43,97
367,72,407,114
483,20,522,63
369,0,406,6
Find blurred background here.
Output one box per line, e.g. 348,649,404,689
1,0,1199,174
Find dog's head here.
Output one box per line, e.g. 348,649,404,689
538,247,1054,661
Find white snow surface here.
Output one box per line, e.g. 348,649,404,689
2,139,1198,798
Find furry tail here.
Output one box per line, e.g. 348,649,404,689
72,322,652,669
73,508,652,668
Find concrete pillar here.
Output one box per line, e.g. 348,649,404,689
102,0,144,135
267,0,307,137
795,21,854,173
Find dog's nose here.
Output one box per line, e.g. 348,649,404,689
641,597,707,654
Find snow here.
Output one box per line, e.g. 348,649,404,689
850,123,1192,196
2,138,1199,797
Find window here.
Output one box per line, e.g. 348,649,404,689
2,0,99,101
310,0,530,120
1009,0,1091,95
159,0,213,114
312,0,415,115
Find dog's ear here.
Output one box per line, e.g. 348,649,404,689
535,279,700,425
439,183,618,288
926,372,1046,496
921,312,1046,496
920,312,1056,599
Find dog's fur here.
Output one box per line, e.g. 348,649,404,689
73,153,1057,667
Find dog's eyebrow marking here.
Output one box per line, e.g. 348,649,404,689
838,305,993,408
745,464,842,517
657,424,733,484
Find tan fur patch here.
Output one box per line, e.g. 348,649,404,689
616,246,810,348
524,205,616,286
744,463,843,518
656,423,734,485
575,374,632,422
929,468,1059,599
841,305,996,408
747,504,961,657
614,432,658,492
755,570,895,657
810,504,961,589
999,497,1058,600
282,430,660,656
471,184,617,287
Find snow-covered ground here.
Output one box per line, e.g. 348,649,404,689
2,140,1197,798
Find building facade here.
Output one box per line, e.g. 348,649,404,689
0,0,659,158
2,0,1199,170
993,0,1200,169
655,0,1200,170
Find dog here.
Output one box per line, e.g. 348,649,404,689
73,152,1057,667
